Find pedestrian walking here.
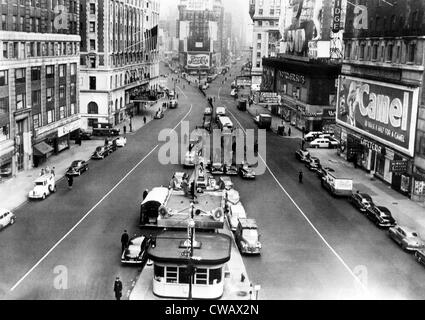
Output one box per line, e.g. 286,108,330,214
288,127,291,136
177,93,179,99
77,136,82,146
51,167,55,177
104,138,109,146
298,171,303,183
129,122,132,132
143,189,149,200
301,140,305,150
114,277,123,301
45,165,51,174
123,125,127,135
67,174,74,189
143,116,146,124
40,168,45,176
121,230,129,253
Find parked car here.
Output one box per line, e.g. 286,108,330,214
169,90,175,98
230,89,238,97
92,127,120,137
305,157,321,171
169,99,178,109
239,163,256,179
28,173,56,200
218,176,234,190
224,163,238,176
389,225,425,251
154,110,164,119
0,208,16,230
303,131,323,142
91,146,110,160
350,192,374,212
295,149,311,163
309,137,339,149
227,202,247,232
115,136,127,147
204,107,212,116
216,107,226,118
235,218,261,255
66,160,89,176
121,235,152,265
316,166,335,180
415,249,425,266
201,83,209,90
210,162,225,175
365,205,396,228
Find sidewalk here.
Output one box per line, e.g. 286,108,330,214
0,99,164,212
129,225,253,300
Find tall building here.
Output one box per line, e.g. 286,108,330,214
0,0,81,176
177,0,224,75
336,0,425,201
79,0,160,130
249,0,283,88
222,12,232,65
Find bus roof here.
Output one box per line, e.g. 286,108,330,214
141,187,169,206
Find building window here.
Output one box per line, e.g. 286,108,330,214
3,42,7,58
1,15,6,30
46,87,54,102
89,76,96,90
46,65,54,78
396,45,401,62
59,85,65,99
16,93,26,110
194,268,208,285
19,16,24,31
33,113,41,128
257,52,261,58
59,64,66,77
257,43,261,49
258,9,263,15
88,102,98,114
31,90,41,107
0,70,8,86
359,43,365,59
270,9,274,15
165,266,178,283
372,44,378,60
70,103,76,115
90,40,95,51
209,268,222,285
15,68,26,83
408,42,416,63
31,67,41,81
89,56,96,68
71,83,76,97
70,63,77,76
90,3,95,14
59,106,65,119
0,97,8,114
89,22,95,32
47,110,54,124
12,16,17,31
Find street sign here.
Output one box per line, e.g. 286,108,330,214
390,160,408,173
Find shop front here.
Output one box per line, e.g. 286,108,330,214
0,140,14,180
336,75,419,199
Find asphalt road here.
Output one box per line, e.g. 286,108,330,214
2,60,425,300
0,66,207,299
206,62,425,300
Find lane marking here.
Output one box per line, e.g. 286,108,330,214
10,105,193,292
226,108,368,294
176,86,187,98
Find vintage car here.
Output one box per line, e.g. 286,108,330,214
121,235,152,265
66,160,89,176
223,188,240,206
169,99,178,109
305,157,321,171
350,192,374,212
204,107,212,116
235,218,261,255
224,163,238,176
210,162,225,175
28,173,56,200
389,225,425,251
365,205,397,228
227,202,247,232
309,137,339,149
218,176,234,190
115,136,127,147
295,149,310,163
316,166,335,180
415,249,425,266
183,150,198,167
154,110,164,119
91,146,110,160
303,131,323,142
0,208,16,230
239,163,256,179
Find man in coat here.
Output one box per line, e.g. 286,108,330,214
121,230,129,253
114,277,123,300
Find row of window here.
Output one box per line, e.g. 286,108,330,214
14,85,75,110
257,8,281,16
255,19,278,27
1,14,78,34
0,65,77,87
2,41,79,60
1,0,79,13
344,39,418,65
154,265,222,285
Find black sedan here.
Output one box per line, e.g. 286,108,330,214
66,160,89,176
91,146,110,160
365,205,396,228
316,166,335,180
350,192,374,212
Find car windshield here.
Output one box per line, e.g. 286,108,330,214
412,232,419,237
35,181,44,186
242,229,258,242
71,161,79,166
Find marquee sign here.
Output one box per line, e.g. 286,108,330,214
187,53,210,68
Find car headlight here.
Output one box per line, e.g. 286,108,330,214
256,242,262,248
241,242,248,248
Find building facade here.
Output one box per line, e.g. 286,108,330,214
249,0,283,88
0,0,81,176
336,0,425,201
177,0,224,75
79,0,160,130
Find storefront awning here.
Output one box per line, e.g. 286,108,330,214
33,142,54,156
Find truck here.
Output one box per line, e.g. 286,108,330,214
254,114,272,129
237,99,247,111
321,169,353,197
235,218,261,255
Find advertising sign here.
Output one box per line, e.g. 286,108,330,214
332,0,343,33
390,160,408,173
236,76,252,87
187,53,210,68
336,76,419,156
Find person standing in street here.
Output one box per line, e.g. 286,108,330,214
123,125,127,135
67,174,73,189
288,127,291,136
51,167,55,177
299,171,303,183
121,230,129,253
114,277,123,300
143,116,146,124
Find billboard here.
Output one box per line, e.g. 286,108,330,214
187,53,210,68
236,76,251,87
336,76,419,156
